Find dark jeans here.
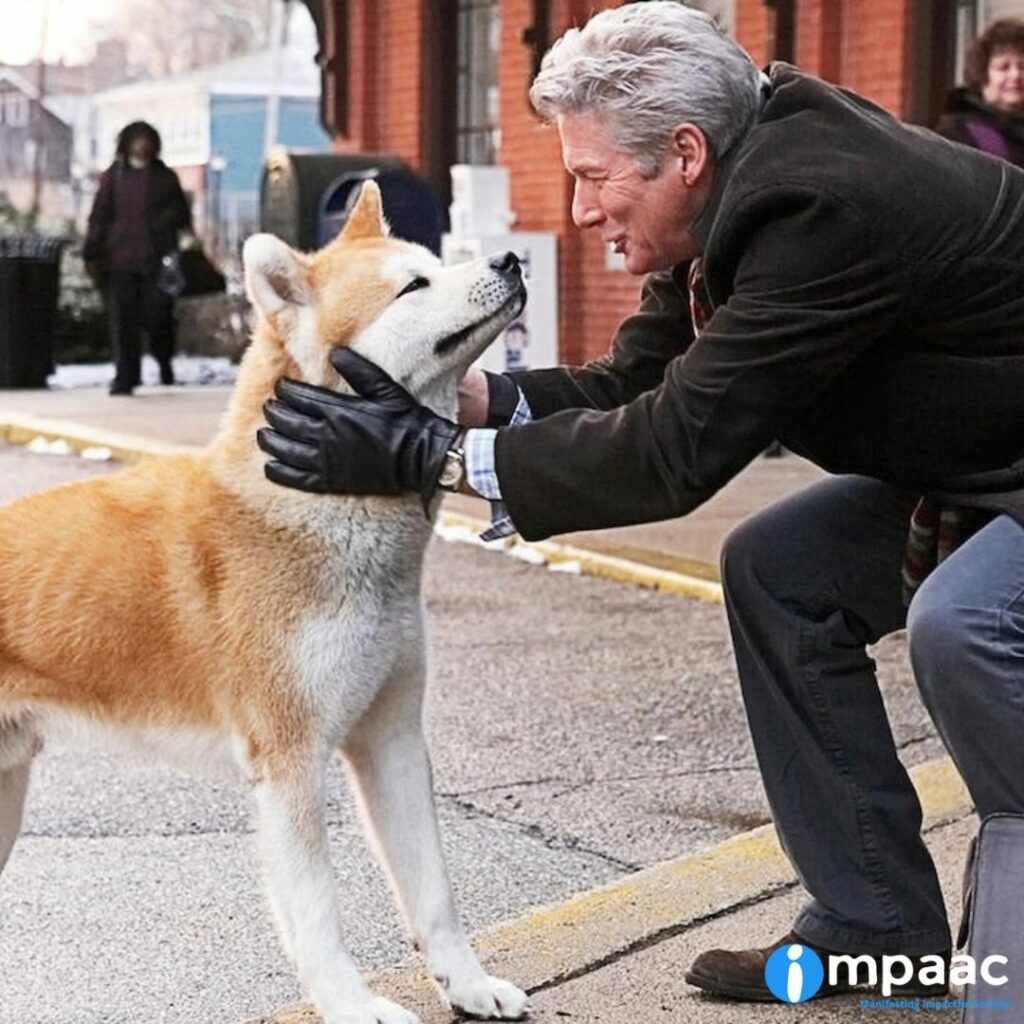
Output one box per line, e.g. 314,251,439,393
107,269,175,389
720,474,1024,956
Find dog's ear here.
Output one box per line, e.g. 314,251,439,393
338,180,389,242
242,234,311,318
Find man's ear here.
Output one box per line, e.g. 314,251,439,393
338,180,390,242
671,123,711,185
242,233,310,318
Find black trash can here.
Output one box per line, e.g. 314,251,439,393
260,151,406,252
0,235,65,388
318,167,444,254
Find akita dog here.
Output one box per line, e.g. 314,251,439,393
0,182,528,1024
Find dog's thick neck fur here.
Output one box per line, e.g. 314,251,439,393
214,317,305,469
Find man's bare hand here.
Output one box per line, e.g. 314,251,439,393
457,368,490,427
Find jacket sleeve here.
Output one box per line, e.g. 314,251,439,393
494,186,906,540
82,168,115,263
504,264,696,417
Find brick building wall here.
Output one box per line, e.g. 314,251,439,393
315,0,937,365
736,0,914,116
340,0,422,159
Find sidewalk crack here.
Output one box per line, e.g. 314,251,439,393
441,762,758,801
440,794,640,873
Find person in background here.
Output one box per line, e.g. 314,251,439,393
83,121,192,395
936,18,1024,167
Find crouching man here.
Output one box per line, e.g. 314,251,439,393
259,1,1024,1003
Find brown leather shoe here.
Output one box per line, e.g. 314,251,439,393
685,931,950,1002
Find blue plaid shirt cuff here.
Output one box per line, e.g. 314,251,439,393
464,387,532,540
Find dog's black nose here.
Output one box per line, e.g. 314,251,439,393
489,251,520,276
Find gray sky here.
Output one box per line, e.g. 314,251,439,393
0,0,118,65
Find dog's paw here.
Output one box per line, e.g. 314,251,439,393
335,995,420,1024
445,974,529,1020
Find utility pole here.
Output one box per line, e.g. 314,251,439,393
263,0,293,158
29,0,51,222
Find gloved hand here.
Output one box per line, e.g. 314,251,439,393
258,347,464,515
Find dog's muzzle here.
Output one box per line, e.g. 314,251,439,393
435,254,526,356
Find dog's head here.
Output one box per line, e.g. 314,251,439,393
242,181,525,414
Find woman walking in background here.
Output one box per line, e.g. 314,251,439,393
937,18,1024,167
84,121,193,395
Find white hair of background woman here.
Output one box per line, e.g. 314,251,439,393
529,1,763,174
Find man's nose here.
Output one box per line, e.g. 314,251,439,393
571,181,604,229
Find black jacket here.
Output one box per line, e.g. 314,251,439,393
83,159,192,274
495,64,1024,541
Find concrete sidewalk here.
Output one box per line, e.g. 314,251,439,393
0,384,977,1024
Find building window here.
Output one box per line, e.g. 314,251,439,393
764,0,795,63
456,0,500,165
2,93,30,128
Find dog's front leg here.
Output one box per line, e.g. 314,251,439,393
0,719,41,877
0,760,32,876
344,675,529,1021
253,754,420,1024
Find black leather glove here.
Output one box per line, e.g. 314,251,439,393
258,347,464,514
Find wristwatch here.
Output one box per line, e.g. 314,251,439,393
437,433,467,492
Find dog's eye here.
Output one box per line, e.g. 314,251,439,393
397,276,430,299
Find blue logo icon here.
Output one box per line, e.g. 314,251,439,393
764,944,825,1003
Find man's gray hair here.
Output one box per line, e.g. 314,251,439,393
529,2,763,174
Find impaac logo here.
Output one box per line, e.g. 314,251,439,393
764,944,1011,1003
765,944,825,1003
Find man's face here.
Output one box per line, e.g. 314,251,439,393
558,112,708,275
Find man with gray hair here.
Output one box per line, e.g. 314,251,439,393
260,0,1024,1004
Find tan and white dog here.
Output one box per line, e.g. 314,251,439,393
0,182,528,1024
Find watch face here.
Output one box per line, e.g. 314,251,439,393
439,451,465,490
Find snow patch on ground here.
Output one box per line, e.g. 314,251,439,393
435,519,588,579
47,355,238,390
81,447,114,462
548,559,583,574
27,437,72,456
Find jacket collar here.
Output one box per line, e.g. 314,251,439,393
689,63,787,251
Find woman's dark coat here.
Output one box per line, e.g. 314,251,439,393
83,159,192,275
936,87,1024,168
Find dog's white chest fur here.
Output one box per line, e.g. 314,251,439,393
285,498,433,737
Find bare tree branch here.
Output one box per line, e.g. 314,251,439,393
99,0,277,77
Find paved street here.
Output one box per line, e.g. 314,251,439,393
0,442,951,1024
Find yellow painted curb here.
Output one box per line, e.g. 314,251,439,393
0,411,195,462
437,510,724,605
254,757,972,1023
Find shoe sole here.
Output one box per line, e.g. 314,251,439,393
684,967,787,1002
